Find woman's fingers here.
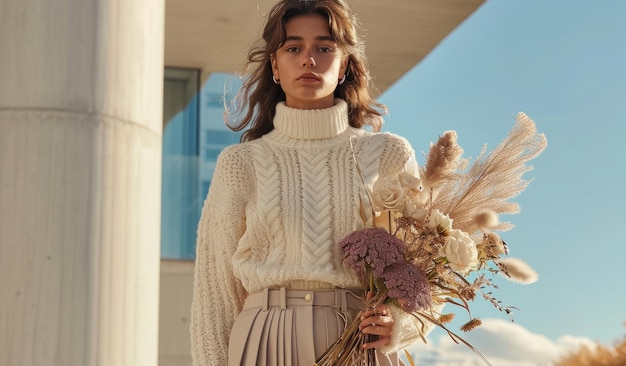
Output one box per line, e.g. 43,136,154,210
360,318,392,349
359,312,394,349
359,314,393,333
361,307,390,319
361,292,394,348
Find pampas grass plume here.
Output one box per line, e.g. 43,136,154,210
460,318,483,332
438,313,455,324
497,257,539,284
473,210,500,231
423,130,464,191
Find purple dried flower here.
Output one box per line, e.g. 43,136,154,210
339,227,407,279
382,262,431,313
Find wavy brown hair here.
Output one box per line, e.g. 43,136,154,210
225,0,387,142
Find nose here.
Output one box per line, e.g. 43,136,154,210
301,53,316,68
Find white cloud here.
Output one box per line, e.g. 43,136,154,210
404,318,597,366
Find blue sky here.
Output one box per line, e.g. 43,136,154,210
377,0,626,363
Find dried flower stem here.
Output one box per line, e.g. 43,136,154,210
415,311,493,366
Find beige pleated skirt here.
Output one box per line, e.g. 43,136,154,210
228,287,404,366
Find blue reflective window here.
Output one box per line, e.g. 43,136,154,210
161,69,242,260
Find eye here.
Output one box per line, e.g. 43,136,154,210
285,46,300,53
318,46,334,53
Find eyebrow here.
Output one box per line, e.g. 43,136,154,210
284,35,336,42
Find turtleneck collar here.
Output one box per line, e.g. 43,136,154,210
272,99,349,140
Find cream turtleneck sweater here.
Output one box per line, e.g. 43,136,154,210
190,100,427,365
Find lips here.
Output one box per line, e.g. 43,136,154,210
297,73,321,81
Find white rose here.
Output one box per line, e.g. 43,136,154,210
440,229,478,273
402,202,428,222
428,209,453,234
370,177,407,211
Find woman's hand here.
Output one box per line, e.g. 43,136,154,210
358,291,394,349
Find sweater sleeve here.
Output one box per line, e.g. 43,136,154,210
375,133,442,354
190,145,251,366
377,133,420,179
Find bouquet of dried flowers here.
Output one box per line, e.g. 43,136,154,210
315,113,547,366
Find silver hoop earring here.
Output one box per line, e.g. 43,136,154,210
338,74,346,85
272,75,280,85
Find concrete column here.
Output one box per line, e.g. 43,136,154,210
0,0,164,365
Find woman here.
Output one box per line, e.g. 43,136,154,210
190,1,428,365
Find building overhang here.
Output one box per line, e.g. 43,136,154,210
165,0,484,92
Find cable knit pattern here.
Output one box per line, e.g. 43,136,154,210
190,99,423,365
300,149,334,270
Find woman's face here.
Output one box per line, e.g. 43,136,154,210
271,14,347,110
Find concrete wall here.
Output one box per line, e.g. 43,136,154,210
159,261,195,366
